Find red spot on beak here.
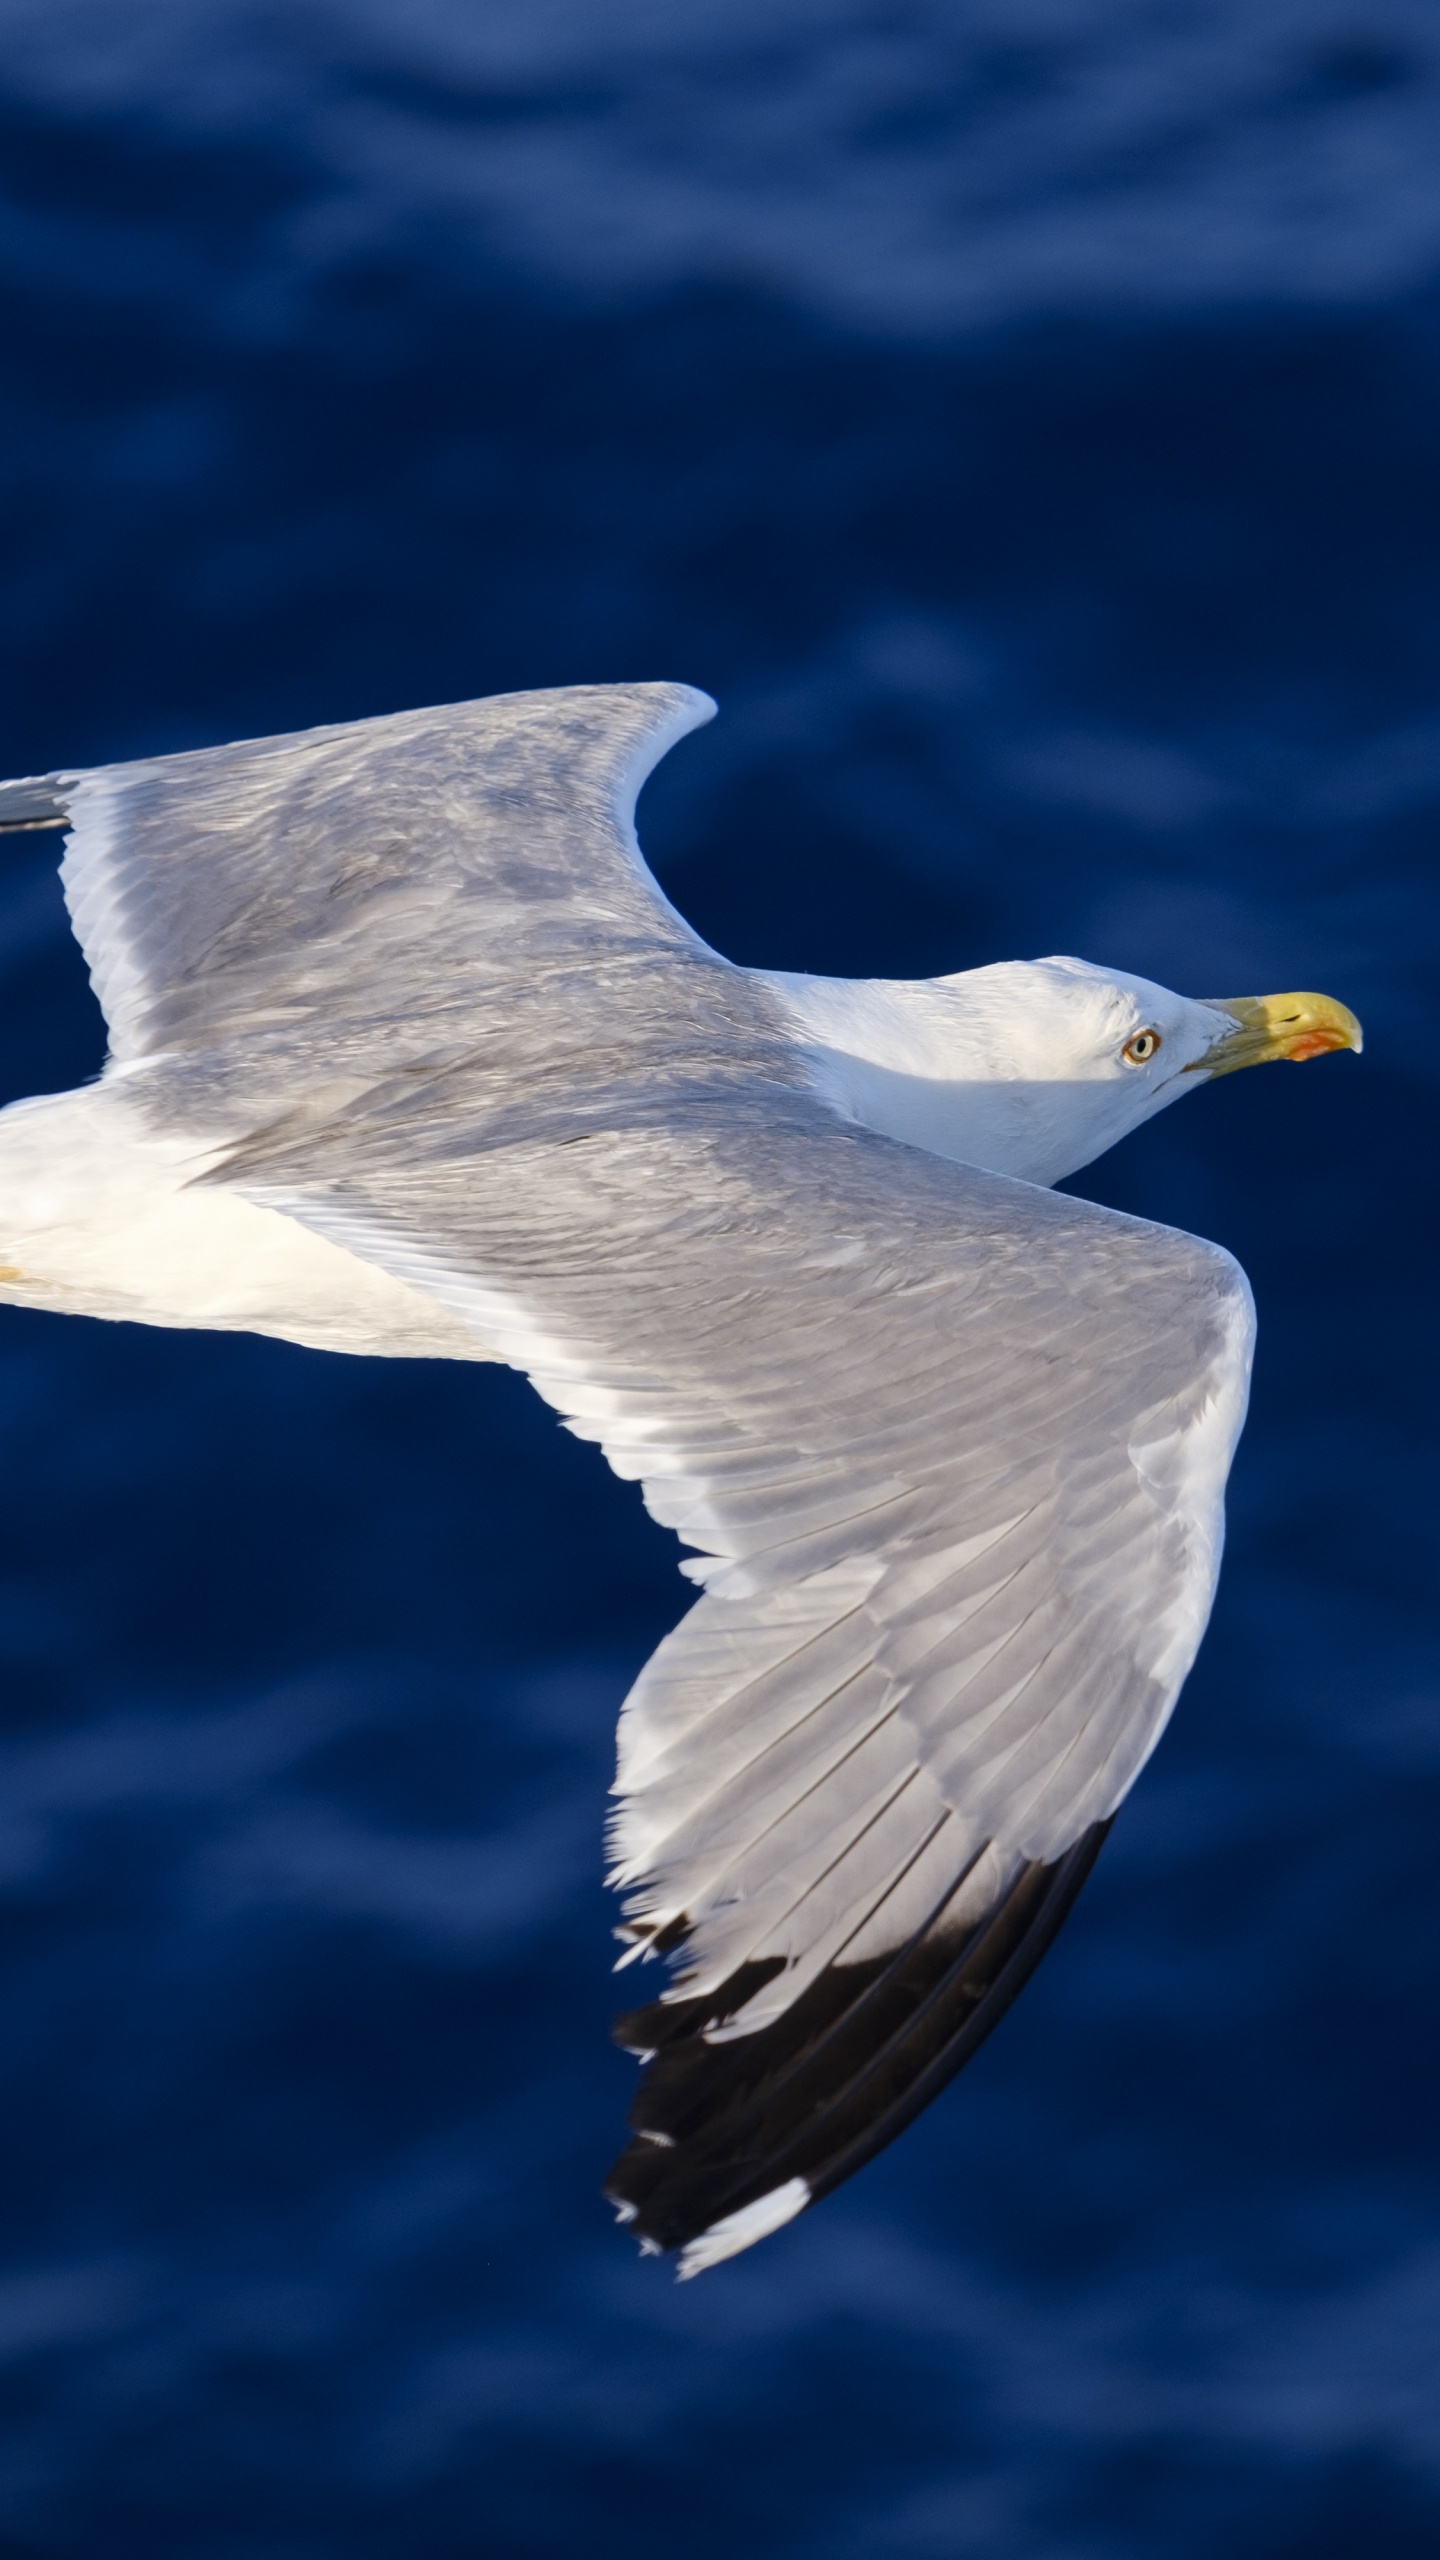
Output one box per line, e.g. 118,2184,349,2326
1284,1029,1351,1063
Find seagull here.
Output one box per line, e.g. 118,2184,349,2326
0,683,1360,2277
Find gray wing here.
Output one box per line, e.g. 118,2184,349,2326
0,683,744,1126
227,1107,1252,2276
2,685,1253,2272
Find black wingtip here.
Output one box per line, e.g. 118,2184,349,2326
0,780,68,833
605,1819,1112,2262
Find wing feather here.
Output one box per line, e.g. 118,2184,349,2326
2,684,727,1095
228,1121,1252,2265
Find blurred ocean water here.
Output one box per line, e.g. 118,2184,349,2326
0,5,1436,2553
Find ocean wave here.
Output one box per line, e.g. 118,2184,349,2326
5,0,1440,334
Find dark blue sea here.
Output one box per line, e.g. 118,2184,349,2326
0,6,1436,2552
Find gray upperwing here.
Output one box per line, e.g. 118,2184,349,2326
1,685,741,1131
221,1100,1253,2264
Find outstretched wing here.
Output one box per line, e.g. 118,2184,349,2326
0,683,733,1126
2,685,1254,2273
221,1108,1253,2277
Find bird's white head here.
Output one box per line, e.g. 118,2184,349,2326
765,954,1362,1187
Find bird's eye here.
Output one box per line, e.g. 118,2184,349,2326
1122,1028,1161,1066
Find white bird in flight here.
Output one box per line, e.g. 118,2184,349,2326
0,683,1360,2277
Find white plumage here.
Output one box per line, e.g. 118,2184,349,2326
0,683,1360,2273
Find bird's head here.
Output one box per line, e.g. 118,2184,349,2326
924,956,1363,1183
767,955,1362,1186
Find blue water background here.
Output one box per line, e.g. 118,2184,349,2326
0,6,1437,2551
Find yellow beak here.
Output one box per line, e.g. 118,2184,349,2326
1193,991,1364,1077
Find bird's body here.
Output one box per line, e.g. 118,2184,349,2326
0,951,1240,1338
0,1082,485,1355
0,683,1359,2275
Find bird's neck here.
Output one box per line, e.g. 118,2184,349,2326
759,969,1127,1189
